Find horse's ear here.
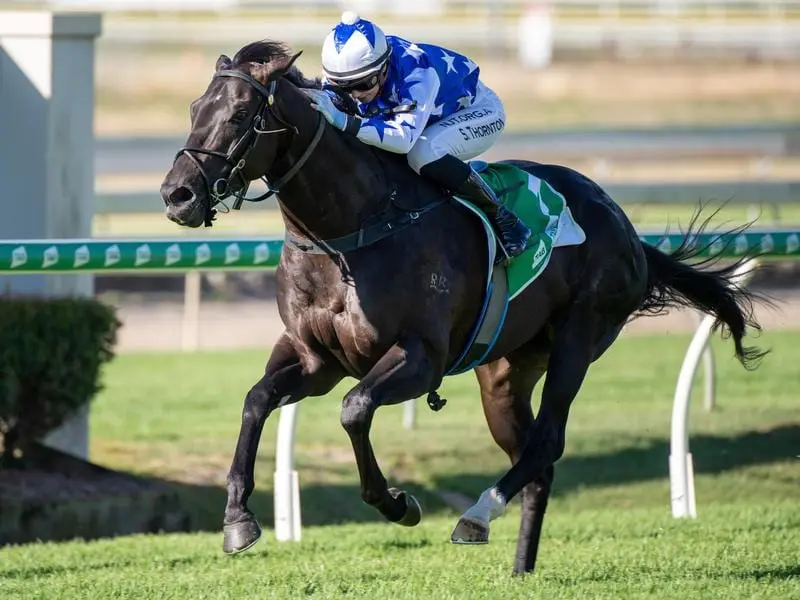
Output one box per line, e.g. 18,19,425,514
269,50,304,81
285,50,303,71
216,54,232,72
250,50,304,85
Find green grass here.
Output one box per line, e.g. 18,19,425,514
2,505,798,599
1,331,798,598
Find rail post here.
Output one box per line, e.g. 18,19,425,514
0,11,102,459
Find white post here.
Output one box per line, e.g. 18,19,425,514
0,11,102,459
181,271,202,352
518,4,554,70
702,334,717,412
669,259,756,518
274,403,301,541
669,314,713,518
403,399,417,430
690,310,717,412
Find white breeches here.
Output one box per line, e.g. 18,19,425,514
407,81,506,174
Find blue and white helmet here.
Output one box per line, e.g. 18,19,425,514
321,11,390,83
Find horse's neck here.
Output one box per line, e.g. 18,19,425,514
276,124,392,240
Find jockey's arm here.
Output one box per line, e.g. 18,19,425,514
352,68,441,154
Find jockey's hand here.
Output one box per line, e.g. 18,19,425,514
303,89,352,132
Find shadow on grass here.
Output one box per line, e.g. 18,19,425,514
731,565,800,581
149,424,797,533
431,423,800,500
157,477,453,534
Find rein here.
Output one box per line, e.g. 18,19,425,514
174,65,446,277
173,69,324,226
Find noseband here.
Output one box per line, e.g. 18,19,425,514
174,69,325,226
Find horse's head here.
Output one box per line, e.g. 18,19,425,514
160,41,316,228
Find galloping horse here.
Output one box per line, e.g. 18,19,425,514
160,41,765,576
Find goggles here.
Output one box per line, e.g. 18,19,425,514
329,64,386,92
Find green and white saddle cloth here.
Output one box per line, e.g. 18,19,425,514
446,160,586,375
458,160,586,300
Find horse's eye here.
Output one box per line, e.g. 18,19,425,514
231,110,248,124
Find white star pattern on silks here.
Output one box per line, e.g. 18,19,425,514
363,119,393,141
431,103,444,117
462,57,478,74
395,114,417,130
363,117,416,141
402,43,425,62
388,86,400,104
457,93,474,109
440,50,457,74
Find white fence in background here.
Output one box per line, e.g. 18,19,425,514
11,0,800,17
6,0,800,60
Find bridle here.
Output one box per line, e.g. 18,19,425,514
171,65,354,279
170,63,445,285
173,68,325,226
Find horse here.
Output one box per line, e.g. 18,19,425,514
159,40,766,576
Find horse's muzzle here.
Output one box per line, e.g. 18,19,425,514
166,185,196,206
161,182,206,228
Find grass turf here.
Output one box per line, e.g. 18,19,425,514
1,331,798,598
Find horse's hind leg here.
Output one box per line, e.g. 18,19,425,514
451,341,555,576
453,299,621,574
223,333,343,554
485,301,612,534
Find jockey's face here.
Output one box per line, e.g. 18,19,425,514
351,83,380,103
347,64,388,104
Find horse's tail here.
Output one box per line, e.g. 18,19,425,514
635,207,770,370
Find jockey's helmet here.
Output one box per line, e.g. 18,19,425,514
322,12,390,90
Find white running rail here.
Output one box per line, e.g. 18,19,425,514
669,259,756,518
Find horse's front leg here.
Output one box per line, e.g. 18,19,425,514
341,336,442,525
223,333,343,554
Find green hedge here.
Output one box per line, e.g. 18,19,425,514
0,296,119,463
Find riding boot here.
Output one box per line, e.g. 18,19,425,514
455,169,531,259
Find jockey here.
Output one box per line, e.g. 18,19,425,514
305,11,531,259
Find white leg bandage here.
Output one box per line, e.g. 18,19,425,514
461,486,507,524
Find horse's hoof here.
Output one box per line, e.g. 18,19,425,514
450,517,489,544
389,487,422,527
223,517,262,555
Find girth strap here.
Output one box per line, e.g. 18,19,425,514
285,197,447,255
446,263,509,375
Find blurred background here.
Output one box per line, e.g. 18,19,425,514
1,2,799,577
3,0,799,347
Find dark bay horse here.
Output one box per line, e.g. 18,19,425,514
159,41,766,576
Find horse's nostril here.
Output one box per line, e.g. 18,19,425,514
168,186,195,205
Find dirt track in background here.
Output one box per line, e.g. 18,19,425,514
109,288,799,353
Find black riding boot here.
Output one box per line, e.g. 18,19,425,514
455,169,532,259
420,155,532,260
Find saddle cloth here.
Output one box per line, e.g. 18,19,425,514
446,160,586,375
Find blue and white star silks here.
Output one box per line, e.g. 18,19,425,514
401,42,425,62
332,18,377,52
325,36,481,155
440,50,457,74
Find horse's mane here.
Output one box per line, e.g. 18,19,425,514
232,40,322,90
